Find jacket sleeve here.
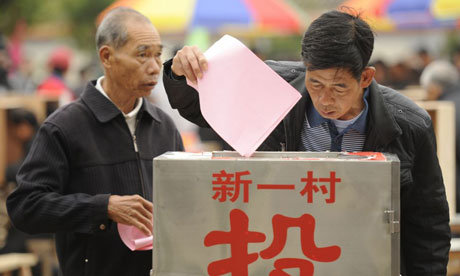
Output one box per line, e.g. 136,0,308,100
162,59,210,128
401,120,451,275
6,122,111,235
175,128,185,151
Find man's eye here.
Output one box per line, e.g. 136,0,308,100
139,53,147,58
312,83,322,89
334,89,347,95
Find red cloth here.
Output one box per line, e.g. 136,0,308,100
37,75,73,99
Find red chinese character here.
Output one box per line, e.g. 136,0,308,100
270,258,314,276
260,213,341,274
257,184,296,190
212,170,252,203
299,171,341,203
299,171,318,203
204,209,266,276
212,170,234,202
319,171,341,203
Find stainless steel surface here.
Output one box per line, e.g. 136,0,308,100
153,151,400,276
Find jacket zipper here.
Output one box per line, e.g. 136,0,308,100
132,119,146,198
282,120,289,151
280,142,286,151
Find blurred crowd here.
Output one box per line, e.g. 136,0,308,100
371,47,460,90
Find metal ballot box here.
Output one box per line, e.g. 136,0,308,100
152,151,400,276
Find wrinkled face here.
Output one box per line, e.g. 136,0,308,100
109,19,162,98
305,67,373,120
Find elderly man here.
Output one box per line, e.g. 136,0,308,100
420,60,460,214
7,7,183,276
163,10,451,275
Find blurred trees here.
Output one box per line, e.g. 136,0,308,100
61,0,113,48
0,0,113,48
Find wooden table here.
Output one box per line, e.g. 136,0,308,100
0,253,38,276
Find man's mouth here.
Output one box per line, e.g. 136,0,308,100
143,81,157,88
320,108,335,116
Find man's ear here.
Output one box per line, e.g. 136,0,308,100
426,83,443,101
99,45,112,69
360,66,376,88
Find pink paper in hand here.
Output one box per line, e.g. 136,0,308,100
118,223,153,251
187,35,301,157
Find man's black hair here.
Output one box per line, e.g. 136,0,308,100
301,10,374,81
7,108,38,130
52,67,66,76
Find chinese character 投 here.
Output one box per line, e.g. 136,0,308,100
204,209,341,276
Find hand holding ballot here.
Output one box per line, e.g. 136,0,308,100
166,35,301,157
171,45,208,84
108,194,153,236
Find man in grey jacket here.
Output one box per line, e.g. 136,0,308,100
162,10,450,275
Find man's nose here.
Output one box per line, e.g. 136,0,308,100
147,58,161,75
319,90,334,106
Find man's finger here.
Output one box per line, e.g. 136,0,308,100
136,203,153,223
130,196,153,221
126,209,152,236
180,57,197,84
134,219,152,236
138,213,153,233
186,51,203,80
191,46,208,72
141,198,153,213
171,55,185,77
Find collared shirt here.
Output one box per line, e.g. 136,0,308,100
95,76,143,136
299,88,369,152
7,80,184,275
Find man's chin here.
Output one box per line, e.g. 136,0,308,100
138,88,154,97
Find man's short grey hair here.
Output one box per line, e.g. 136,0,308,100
96,7,152,50
420,60,460,89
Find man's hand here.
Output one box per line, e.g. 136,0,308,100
171,45,208,84
108,195,153,236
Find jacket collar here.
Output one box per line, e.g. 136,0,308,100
364,80,402,149
284,72,308,150
81,80,162,123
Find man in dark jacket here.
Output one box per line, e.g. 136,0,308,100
6,7,184,276
162,10,450,276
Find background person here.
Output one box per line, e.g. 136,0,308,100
420,60,460,216
36,47,74,105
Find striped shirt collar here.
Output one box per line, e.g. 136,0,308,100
307,87,369,134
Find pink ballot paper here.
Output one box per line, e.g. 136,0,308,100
187,35,301,157
118,223,153,251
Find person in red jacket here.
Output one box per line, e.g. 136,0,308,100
37,47,74,105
